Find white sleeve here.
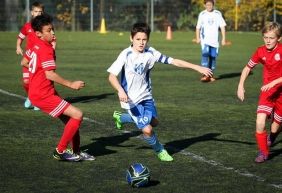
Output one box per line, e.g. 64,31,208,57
107,51,126,76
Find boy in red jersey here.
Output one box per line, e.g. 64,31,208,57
237,22,282,163
16,2,56,110
25,14,95,162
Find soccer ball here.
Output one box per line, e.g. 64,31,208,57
126,163,150,188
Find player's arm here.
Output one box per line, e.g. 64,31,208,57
195,28,201,44
220,26,226,46
45,70,85,90
237,66,251,101
108,73,128,102
261,77,282,92
171,59,213,77
16,38,24,55
20,57,29,68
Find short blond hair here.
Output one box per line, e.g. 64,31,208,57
262,22,282,38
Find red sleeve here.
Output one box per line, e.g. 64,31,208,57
247,47,262,69
18,23,28,40
40,47,56,71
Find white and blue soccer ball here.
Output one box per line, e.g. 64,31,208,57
126,163,150,188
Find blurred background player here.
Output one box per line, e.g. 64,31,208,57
107,22,212,162
237,22,282,163
25,14,94,161
16,2,56,110
196,0,226,82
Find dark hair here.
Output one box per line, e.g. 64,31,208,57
204,0,214,4
131,23,151,40
31,1,44,11
31,13,53,32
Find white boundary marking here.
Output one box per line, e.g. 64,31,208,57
1,88,281,189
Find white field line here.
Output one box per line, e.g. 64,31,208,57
1,88,281,189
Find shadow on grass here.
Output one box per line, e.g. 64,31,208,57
268,139,282,160
65,93,114,103
164,133,255,155
216,71,253,80
81,130,141,157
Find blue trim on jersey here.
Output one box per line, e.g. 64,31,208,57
145,48,154,55
120,65,128,92
158,54,170,64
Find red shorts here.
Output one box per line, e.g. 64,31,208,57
30,94,70,117
273,95,282,124
22,66,29,81
257,87,282,123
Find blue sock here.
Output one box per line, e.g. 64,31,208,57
143,133,164,153
120,113,134,124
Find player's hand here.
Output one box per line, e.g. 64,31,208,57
261,82,276,92
16,47,23,55
196,38,201,44
199,66,213,77
118,89,128,103
70,81,85,90
237,86,245,101
221,39,226,46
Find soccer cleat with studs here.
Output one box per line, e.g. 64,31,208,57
255,151,268,163
113,111,123,130
157,149,173,162
53,148,81,162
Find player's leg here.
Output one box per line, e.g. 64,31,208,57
22,66,33,109
60,105,95,161
200,44,210,82
255,113,269,163
113,111,134,129
130,100,173,161
269,104,282,146
209,47,218,81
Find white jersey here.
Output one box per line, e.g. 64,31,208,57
107,46,173,109
196,9,226,48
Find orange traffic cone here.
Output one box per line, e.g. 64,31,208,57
166,25,172,40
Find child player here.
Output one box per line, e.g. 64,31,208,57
16,2,56,110
195,0,226,82
107,22,213,161
237,22,282,163
25,14,95,161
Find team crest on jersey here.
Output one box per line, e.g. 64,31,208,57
274,53,280,61
134,63,144,75
208,18,214,25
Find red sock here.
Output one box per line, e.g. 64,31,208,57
57,118,81,153
72,131,80,153
255,131,269,156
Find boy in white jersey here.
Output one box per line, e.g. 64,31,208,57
107,22,212,161
196,0,226,82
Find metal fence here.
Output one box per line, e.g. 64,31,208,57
0,0,281,32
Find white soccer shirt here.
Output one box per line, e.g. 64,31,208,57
196,9,226,48
107,46,173,109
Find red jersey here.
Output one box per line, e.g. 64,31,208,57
247,43,282,85
26,39,56,101
18,22,37,50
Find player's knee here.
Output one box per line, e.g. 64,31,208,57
142,126,153,137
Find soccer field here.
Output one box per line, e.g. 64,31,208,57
1,31,282,193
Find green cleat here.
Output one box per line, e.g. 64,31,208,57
157,149,173,162
113,111,123,129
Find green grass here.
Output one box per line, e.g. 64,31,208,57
1,31,282,193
